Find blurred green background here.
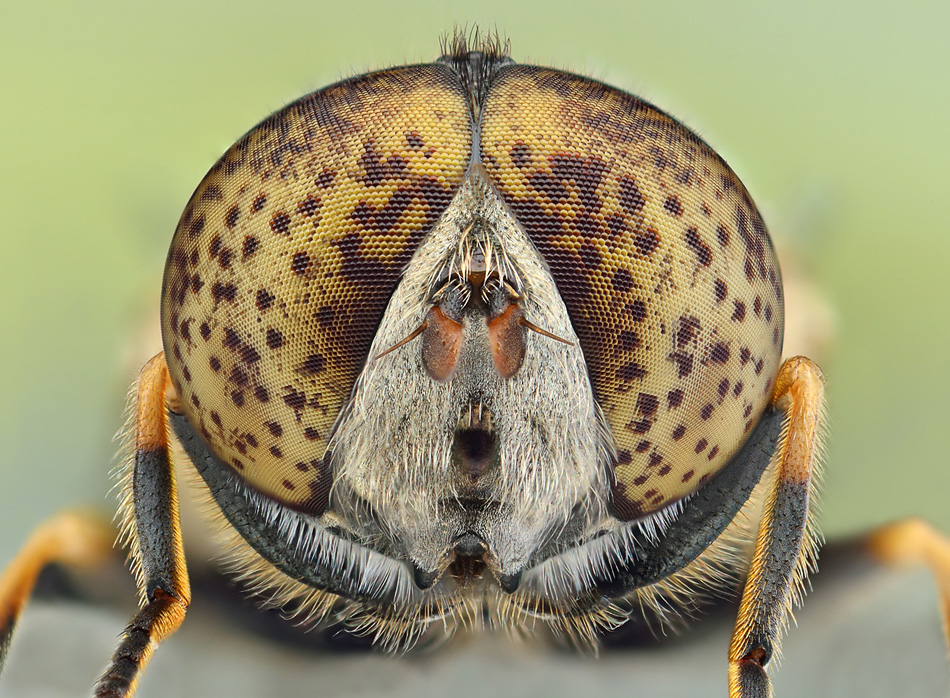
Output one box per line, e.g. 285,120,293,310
1,0,948,571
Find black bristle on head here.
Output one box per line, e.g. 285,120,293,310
438,27,512,120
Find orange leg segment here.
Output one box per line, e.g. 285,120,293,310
728,356,826,698
93,352,191,698
866,518,950,651
0,511,114,674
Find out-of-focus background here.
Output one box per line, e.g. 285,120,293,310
0,0,948,693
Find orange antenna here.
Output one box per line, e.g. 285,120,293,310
519,318,572,345
374,320,429,361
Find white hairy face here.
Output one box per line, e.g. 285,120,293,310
330,166,615,584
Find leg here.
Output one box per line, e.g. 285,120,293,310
728,356,826,698
0,512,114,674
94,352,191,698
865,518,950,649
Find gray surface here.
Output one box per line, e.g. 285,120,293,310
2,566,947,698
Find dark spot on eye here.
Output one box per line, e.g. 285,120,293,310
282,480,295,491
626,300,647,322
265,421,283,437
266,328,284,349
580,242,601,268
682,469,695,483
618,330,640,351
243,433,258,448
202,184,222,201
291,251,312,275
667,389,684,408
188,214,205,238
753,296,762,316
209,356,221,372
707,445,720,460
210,411,222,427
695,438,708,453
714,279,727,302
300,353,326,375
709,342,730,364
754,358,764,375
700,403,714,420
199,322,211,340
672,424,686,440
181,365,191,382
223,328,240,349
232,459,244,470
225,206,240,228
297,195,321,217
283,387,306,411
616,361,647,381
191,274,204,293
664,196,683,217
191,394,201,408
743,403,754,418
618,176,645,216
628,418,652,434
764,304,773,323
684,227,712,266
269,445,283,458
316,169,336,188
718,378,730,398
612,268,634,293
189,249,199,266
733,381,744,397
676,316,701,347
209,236,222,258
657,464,671,476
252,194,267,211
270,212,291,235
637,393,659,415
256,289,276,312
732,300,746,322
180,319,192,342
644,489,658,499
242,236,259,258
406,131,425,149
633,228,660,256
739,347,751,365
716,224,729,247
633,475,648,486
211,282,237,304
616,450,632,465
648,452,663,467
509,141,531,169
295,461,309,472
315,305,335,328
241,344,260,364
670,352,694,378
254,386,270,403
231,390,245,407
304,427,320,441
635,440,651,452
218,248,234,269
230,366,248,385
773,327,781,346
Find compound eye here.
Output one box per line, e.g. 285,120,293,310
480,66,785,519
160,65,472,514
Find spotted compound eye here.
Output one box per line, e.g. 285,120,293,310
161,54,782,521
161,66,472,513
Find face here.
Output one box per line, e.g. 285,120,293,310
160,39,783,641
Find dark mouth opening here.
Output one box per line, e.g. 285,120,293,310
455,427,495,479
449,532,488,586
